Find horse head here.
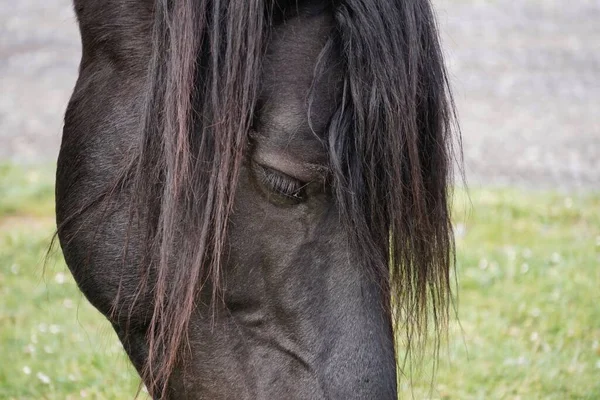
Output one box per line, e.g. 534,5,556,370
56,0,457,398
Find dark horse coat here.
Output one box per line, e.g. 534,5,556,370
56,0,458,398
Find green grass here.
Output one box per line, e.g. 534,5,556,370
401,189,600,399
1,165,144,400
0,164,55,218
1,164,599,399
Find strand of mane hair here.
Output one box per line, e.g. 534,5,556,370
127,0,266,396
328,0,458,380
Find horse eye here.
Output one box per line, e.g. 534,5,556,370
253,162,307,204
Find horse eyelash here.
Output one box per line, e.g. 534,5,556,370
255,164,306,199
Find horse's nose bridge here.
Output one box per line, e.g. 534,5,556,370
304,229,397,399
317,266,398,399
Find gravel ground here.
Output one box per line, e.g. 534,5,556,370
1,0,599,189
0,1,79,164
437,0,600,190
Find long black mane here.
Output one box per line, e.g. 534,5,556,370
62,0,458,396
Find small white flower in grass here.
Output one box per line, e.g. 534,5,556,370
80,389,88,397
63,298,74,309
22,366,31,375
36,372,51,384
24,344,35,354
542,342,552,353
44,345,54,354
54,272,66,284
68,374,77,382
478,258,488,270
550,252,561,264
520,263,529,274
505,246,516,261
592,340,599,351
503,356,528,366
49,324,60,334
454,223,466,239
530,332,539,342
38,323,48,333
10,264,19,274
564,197,573,209
595,360,600,369
530,308,541,318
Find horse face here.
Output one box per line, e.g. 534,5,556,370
168,13,397,399
59,0,457,396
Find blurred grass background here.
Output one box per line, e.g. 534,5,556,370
1,164,598,399
1,164,144,399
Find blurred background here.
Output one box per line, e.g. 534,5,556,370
1,0,598,398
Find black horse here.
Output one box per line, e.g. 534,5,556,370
56,0,457,398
